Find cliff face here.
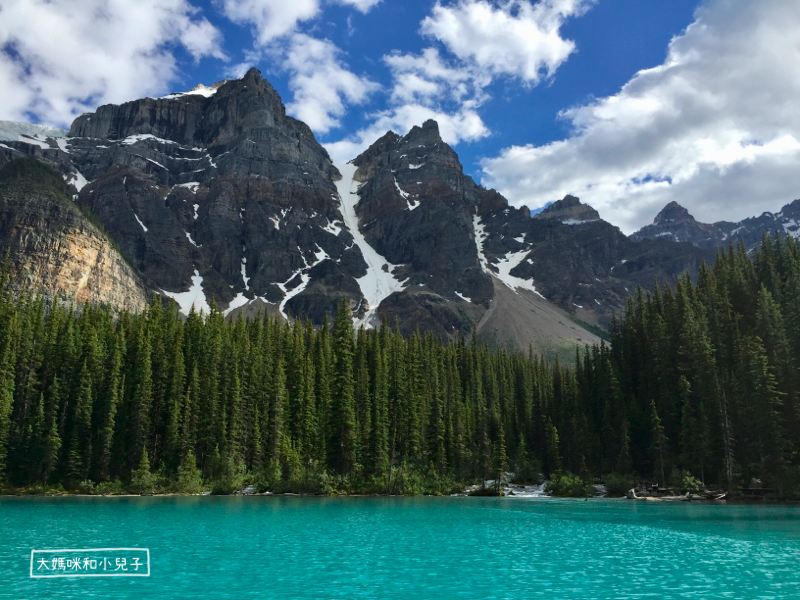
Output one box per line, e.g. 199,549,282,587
59,67,364,322
0,160,149,312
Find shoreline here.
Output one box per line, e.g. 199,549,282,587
2,490,797,504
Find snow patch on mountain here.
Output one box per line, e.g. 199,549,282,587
63,169,89,192
277,244,329,320
473,214,490,273
270,208,289,231
241,257,250,291
323,219,342,235
161,81,228,100
335,161,409,328
121,134,177,146
176,182,200,193
162,269,210,315
394,178,419,211
134,214,148,233
494,250,544,297
782,220,800,239
474,214,544,298
55,138,71,153
223,293,250,317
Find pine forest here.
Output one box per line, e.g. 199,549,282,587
1,233,800,497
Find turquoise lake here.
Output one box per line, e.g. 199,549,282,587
1,496,799,599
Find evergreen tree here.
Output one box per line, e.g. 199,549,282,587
129,448,155,495
649,399,667,485
67,361,93,484
492,428,507,491
329,299,357,476
0,323,17,483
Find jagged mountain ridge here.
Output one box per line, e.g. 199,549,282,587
338,119,712,340
631,199,800,249
0,68,721,352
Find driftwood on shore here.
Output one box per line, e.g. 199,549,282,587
626,489,727,502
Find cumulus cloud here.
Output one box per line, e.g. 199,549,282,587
336,0,382,13
327,0,586,161
421,0,592,84
0,0,225,126
481,0,800,233
219,0,376,137
383,47,487,107
284,34,379,134
219,0,320,45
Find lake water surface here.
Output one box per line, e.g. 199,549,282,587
1,495,799,599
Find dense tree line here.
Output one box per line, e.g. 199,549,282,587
0,233,799,496
602,233,800,494
0,279,561,495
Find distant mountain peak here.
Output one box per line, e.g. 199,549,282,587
654,201,693,225
631,201,721,247
534,195,600,223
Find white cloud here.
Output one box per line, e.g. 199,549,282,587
481,0,800,233
384,47,486,106
326,0,585,162
218,1,375,136
420,0,592,84
283,34,379,134
336,0,382,13
324,46,491,162
0,0,225,127
219,0,320,45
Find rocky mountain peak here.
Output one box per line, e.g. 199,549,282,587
654,201,693,225
403,119,442,146
67,66,296,149
354,119,462,182
631,201,723,247
534,195,600,222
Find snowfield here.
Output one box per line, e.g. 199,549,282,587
334,162,409,328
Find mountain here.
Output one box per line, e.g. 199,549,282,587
533,195,600,223
0,68,717,353
0,158,148,312
346,122,712,343
629,201,725,248
632,199,800,249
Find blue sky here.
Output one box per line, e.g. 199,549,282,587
2,1,800,232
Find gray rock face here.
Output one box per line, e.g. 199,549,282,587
350,119,499,337
468,194,713,329
40,67,366,320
